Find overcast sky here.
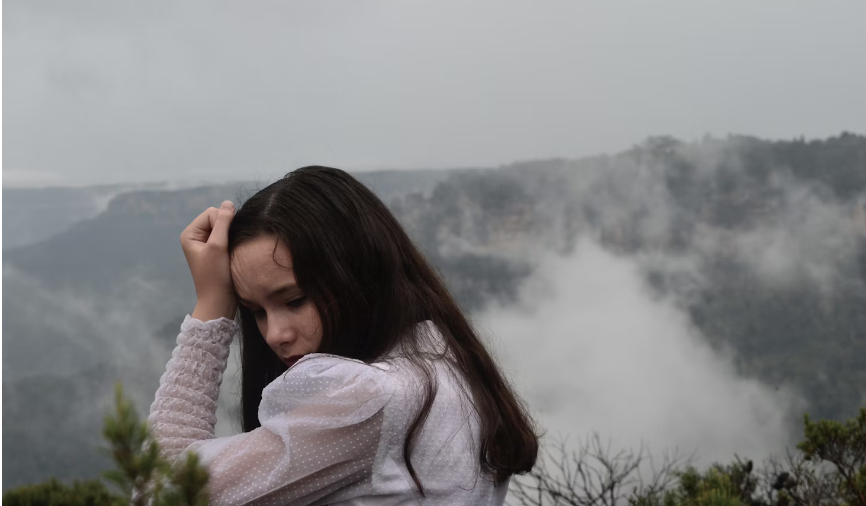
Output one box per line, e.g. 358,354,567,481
4,1,865,188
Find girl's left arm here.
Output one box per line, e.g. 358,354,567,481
148,315,395,506
148,315,237,461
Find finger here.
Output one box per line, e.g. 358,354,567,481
208,200,235,248
181,207,220,244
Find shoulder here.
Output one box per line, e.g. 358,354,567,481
284,353,397,388
260,354,398,424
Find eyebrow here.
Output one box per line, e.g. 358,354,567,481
237,284,302,307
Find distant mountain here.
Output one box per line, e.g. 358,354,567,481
0,168,455,251
1,167,505,488
2,182,177,250
389,133,866,422
3,134,864,489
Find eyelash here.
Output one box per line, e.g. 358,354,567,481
251,296,307,318
287,296,307,308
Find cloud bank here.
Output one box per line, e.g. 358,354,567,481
479,238,803,467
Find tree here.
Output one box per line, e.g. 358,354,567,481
509,406,866,506
509,433,685,506
797,407,866,506
3,382,210,506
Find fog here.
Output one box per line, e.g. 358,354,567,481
3,0,865,494
209,234,805,464
4,135,865,488
4,1,865,187
479,240,802,468
2,263,185,397
725,176,866,292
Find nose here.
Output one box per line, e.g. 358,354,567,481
265,318,296,352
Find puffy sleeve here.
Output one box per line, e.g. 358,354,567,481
148,315,237,459
148,316,394,506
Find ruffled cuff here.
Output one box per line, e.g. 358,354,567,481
179,314,239,347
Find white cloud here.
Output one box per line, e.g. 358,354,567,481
478,238,803,466
734,173,863,291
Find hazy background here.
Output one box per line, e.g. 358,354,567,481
4,1,865,186
3,0,865,497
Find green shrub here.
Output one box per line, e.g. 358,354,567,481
511,406,866,506
1,477,122,506
798,407,866,506
2,382,210,506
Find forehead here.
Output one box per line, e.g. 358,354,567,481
230,235,296,298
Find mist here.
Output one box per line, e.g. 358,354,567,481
4,1,865,187
479,239,802,467
4,134,864,489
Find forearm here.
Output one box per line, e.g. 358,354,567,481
191,297,237,322
147,314,238,462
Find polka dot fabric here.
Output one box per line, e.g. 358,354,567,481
148,316,510,505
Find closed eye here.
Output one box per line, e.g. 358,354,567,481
243,296,306,318
287,296,307,308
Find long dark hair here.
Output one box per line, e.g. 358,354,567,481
227,166,538,492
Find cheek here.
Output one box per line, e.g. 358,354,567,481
302,304,324,348
255,319,268,343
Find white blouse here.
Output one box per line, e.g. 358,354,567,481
147,315,510,505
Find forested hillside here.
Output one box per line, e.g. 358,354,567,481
3,133,864,488
388,133,866,421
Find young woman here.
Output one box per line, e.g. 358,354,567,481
148,166,538,505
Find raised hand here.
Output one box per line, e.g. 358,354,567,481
180,200,238,321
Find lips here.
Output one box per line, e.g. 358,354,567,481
283,355,304,368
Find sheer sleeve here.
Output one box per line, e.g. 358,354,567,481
148,315,238,460
148,316,395,506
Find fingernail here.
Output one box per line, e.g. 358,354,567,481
221,201,233,210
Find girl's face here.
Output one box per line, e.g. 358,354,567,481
230,235,323,367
